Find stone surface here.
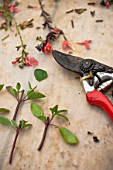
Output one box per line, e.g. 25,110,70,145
0,0,113,170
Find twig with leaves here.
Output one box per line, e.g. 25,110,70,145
0,1,38,68
6,82,45,120
12,17,38,68
36,0,75,53
31,103,78,151
0,116,32,164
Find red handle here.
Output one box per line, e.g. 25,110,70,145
86,89,113,120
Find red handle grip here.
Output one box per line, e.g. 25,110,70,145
86,89,113,120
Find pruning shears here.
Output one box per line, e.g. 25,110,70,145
52,50,113,121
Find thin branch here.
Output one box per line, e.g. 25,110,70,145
9,123,21,164
13,90,24,120
38,117,50,151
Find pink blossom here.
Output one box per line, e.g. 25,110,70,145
42,42,52,53
62,40,75,50
8,4,20,13
12,58,18,64
25,54,38,66
77,40,92,49
52,27,59,33
106,1,109,7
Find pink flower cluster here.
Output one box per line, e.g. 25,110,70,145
12,54,38,67
36,27,76,53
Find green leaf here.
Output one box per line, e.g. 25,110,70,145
16,82,21,91
6,86,18,98
27,92,45,100
16,45,21,51
0,108,10,113
0,116,11,125
0,84,4,91
20,119,32,129
56,109,68,114
39,116,46,123
27,86,37,95
20,120,27,129
50,105,58,114
11,120,18,130
28,82,32,89
59,127,78,144
56,113,68,121
34,69,48,81
23,124,32,129
30,103,44,118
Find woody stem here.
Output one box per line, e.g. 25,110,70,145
9,123,21,164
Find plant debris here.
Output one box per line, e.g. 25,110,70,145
14,1,19,7
36,27,41,29
90,11,95,17
71,19,74,28
66,9,74,14
19,19,34,30
75,8,87,14
87,131,93,135
93,136,100,142
27,5,38,9
1,35,10,41
77,40,92,50
96,20,103,22
88,2,96,5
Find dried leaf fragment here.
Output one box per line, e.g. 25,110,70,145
75,8,87,14
19,19,34,29
90,11,95,17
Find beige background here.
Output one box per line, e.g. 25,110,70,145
0,0,113,170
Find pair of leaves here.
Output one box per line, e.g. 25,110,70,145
31,103,68,122
6,82,45,100
0,116,32,130
26,82,45,100
20,120,32,129
50,105,68,121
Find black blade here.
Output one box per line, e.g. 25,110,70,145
52,50,113,77
52,50,83,76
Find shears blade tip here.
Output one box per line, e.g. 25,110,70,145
52,50,83,75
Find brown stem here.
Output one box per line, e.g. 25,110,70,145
38,0,52,31
13,17,25,48
13,90,24,120
38,117,50,151
9,123,21,164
